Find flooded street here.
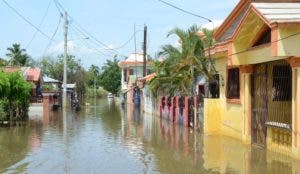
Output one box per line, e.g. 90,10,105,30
0,98,299,174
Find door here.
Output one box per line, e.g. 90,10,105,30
251,64,268,146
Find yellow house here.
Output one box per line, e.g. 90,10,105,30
204,0,300,159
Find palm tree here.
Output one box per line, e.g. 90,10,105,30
149,25,216,97
6,43,30,66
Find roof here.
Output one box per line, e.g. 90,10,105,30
2,67,42,82
26,68,41,82
66,84,76,89
214,0,251,41
252,3,300,22
43,76,61,83
140,73,156,82
118,53,151,67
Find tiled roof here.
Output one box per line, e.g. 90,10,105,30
253,3,300,22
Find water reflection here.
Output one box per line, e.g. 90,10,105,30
0,98,299,174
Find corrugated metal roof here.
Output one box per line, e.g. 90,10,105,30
43,76,61,83
253,3,300,22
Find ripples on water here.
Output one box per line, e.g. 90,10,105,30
0,98,299,174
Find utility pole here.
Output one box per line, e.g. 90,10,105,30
143,25,147,77
134,24,137,83
63,11,68,109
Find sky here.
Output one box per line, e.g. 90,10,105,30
0,0,239,68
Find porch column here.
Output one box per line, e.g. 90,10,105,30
240,65,253,144
290,58,300,159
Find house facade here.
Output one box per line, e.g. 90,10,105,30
204,0,300,158
118,53,151,104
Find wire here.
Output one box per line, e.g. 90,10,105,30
53,0,119,54
69,24,113,57
109,30,143,50
26,0,52,49
1,0,53,41
229,31,300,56
43,14,63,56
156,0,212,22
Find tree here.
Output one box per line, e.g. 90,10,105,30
0,58,7,67
0,72,31,124
149,25,216,97
6,43,30,66
99,58,121,95
87,64,100,87
38,55,88,98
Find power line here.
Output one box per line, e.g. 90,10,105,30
26,0,52,49
53,0,119,54
1,0,53,41
156,0,212,22
69,24,113,57
43,14,63,56
229,31,300,57
109,30,143,50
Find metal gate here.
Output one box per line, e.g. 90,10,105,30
251,60,292,147
251,64,268,146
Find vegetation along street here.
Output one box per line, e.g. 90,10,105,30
1,0,300,173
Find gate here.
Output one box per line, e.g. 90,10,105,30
251,60,292,147
251,64,268,146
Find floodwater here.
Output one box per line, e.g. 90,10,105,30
0,98,299,174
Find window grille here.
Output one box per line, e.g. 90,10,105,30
227,68,240,99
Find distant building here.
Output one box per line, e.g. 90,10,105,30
118,53,152,104
3,67,42,103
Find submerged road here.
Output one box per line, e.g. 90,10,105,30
0,98,299,174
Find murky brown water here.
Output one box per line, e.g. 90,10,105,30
0,98,299,174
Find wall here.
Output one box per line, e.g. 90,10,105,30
204,58,246,141
278,26,300,57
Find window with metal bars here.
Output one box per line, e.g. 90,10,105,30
272,65,292,101
227,68,240,99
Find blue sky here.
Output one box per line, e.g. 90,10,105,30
0,0,239,68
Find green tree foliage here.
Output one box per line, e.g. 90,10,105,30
0,72,31,123
149,25,216,97
0,58,7,67
38,55,87,98
6,43,30,66
99,58,121,95
87,64,100,87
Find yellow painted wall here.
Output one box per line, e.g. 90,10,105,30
204,58,246,141
278,26,300,57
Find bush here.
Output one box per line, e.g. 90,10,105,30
0,72,31,122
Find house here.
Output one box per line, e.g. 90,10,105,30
43,76,62,109
3,67,43,103
204,0,300,159
118,53,152,104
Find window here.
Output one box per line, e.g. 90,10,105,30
129,69,134,75
252,28,271,47
209,74,220,98
227,68,240,99
272,66,292,101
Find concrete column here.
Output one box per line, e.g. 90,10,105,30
184,96,189,127
287,57,300,159
240,65,253,144
175,97,179,124
292,66,300,159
